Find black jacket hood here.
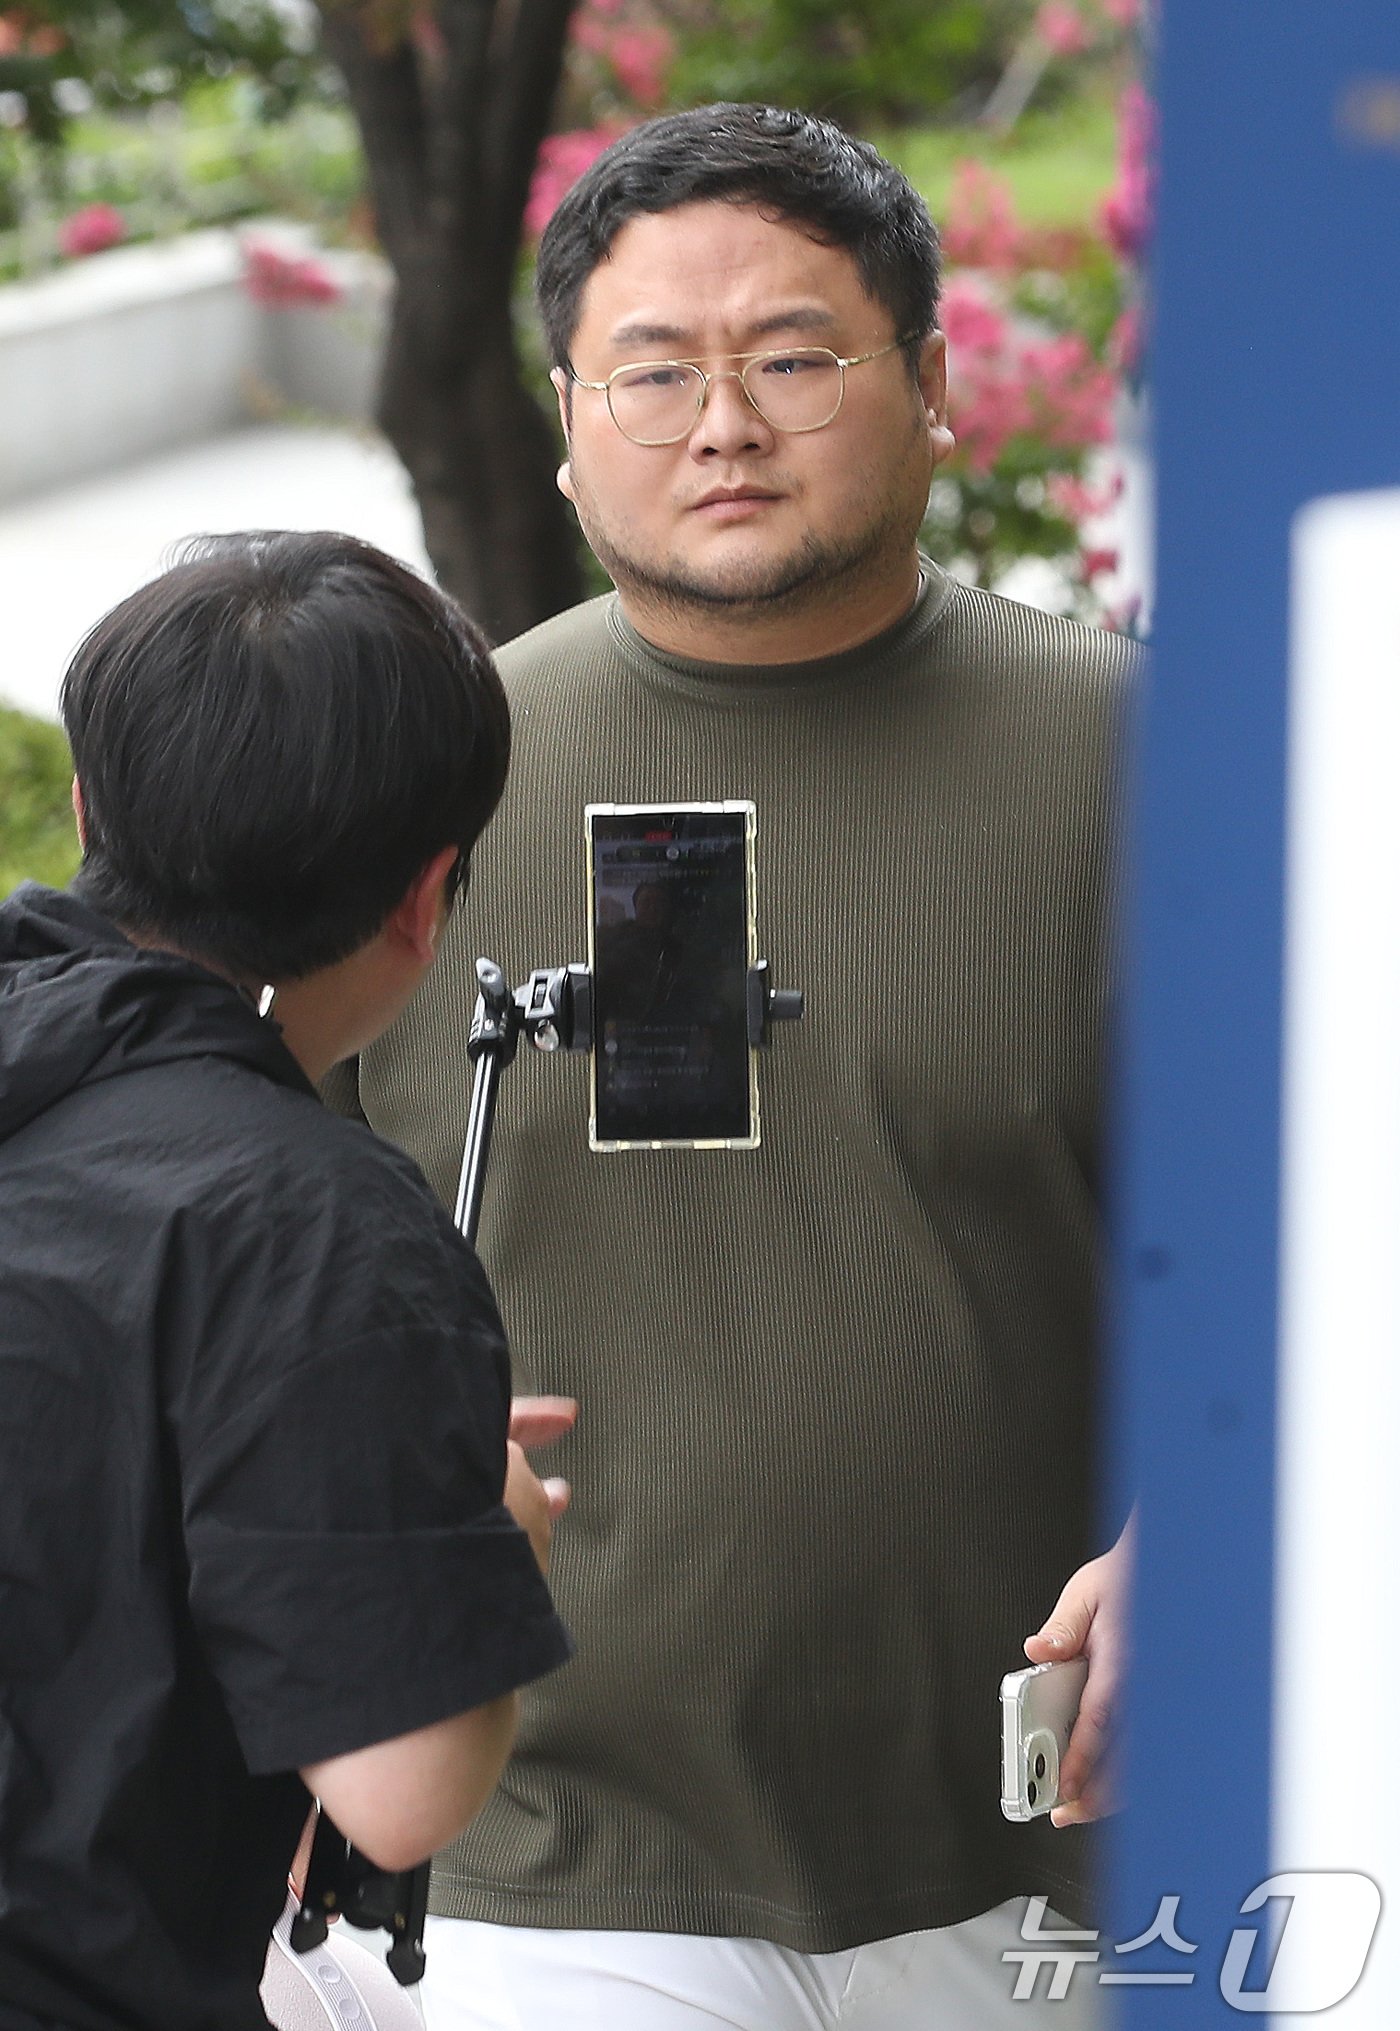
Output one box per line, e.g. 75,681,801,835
0,883,310,1142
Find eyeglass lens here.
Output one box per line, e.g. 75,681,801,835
608,349,846,444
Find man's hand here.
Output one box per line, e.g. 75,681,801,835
1022,1513,1135,1826
504,1395,577,1575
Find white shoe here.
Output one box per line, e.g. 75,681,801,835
262,1891,424,2029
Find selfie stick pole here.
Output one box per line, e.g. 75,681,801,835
453,959,521,1238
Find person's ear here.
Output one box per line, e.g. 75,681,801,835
71,776,87,850
386,843,461,968
918,331,957,470
551,368,577,502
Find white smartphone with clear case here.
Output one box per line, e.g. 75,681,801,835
1000,1658,1089,1821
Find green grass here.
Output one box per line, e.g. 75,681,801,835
0,706,80,896
879,88,1120,228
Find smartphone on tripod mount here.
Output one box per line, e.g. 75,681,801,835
585,802,759,1151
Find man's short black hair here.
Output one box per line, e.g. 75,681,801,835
61,530,510,982
536,103,941,375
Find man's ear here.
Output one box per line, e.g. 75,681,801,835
71,776,87,849
550,368,577,502
386,843,461,968
918,330,957,470
550,366,571,439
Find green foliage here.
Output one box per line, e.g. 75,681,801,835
0,81,363,273
921,458,1091,613
0,3,323,137
88,82,355,219
0,705,79,896
668,0,1036,126
1013,231,1124,355
0,4,346,258
879,89,1119,228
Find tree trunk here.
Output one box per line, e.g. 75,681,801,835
378,286,582,644
318,0,586,641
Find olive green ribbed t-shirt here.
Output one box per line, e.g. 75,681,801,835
343,564,1137,1948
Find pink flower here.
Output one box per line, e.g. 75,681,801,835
1018,333,1117,447
1107,304,1144,375
0,15,64,57
1102,173,1152,262
949,317,1116,478
57,203,125,259
525,128,625,240
568,2,673,106
1101,83,1157,261
1047,472,1121,524
941,161,1023,272
1037,1,1090,56
1080,546,1120,580
940,276,1008,356
949,345,1038,474
242,241,343,308
609,25,672,108
1099,0,1140,24
570,12,611,56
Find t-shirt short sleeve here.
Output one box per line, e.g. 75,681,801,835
170,1124,571,1777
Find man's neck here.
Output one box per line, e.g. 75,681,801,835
119,921,258,1004
117,922,335,1086
615,555,923,667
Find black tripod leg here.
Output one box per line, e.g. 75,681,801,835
385,1862,430,1985
289,1806,345,1952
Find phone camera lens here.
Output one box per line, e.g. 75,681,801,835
1034,1753,1047,1780
1027,1780,1038,1807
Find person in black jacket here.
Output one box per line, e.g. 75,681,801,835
0,532,574,2031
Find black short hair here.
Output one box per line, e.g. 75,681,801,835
61,531,510,982
536,103,941,375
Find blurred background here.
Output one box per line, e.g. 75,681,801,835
0,0,1152,892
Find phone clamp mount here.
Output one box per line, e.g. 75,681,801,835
292,953,802,1983
454,956,803,1234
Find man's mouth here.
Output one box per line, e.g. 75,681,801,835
690,487,783,517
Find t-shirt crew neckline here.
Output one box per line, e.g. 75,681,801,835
605,556,955,704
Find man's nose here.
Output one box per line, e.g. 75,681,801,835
687,370,772,455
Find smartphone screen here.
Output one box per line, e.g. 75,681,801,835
586,802,757,1150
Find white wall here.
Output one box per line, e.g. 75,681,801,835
0,228,389,508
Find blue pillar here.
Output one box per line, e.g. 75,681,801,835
1112,5,1400,2022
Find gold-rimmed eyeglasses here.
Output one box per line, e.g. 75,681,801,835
569,335,917,446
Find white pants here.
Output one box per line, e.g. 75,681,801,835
418,1902,1104,2031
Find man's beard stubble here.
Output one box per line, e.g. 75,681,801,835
568,468,920,626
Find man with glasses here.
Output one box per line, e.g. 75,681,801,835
333,103,1137,2029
